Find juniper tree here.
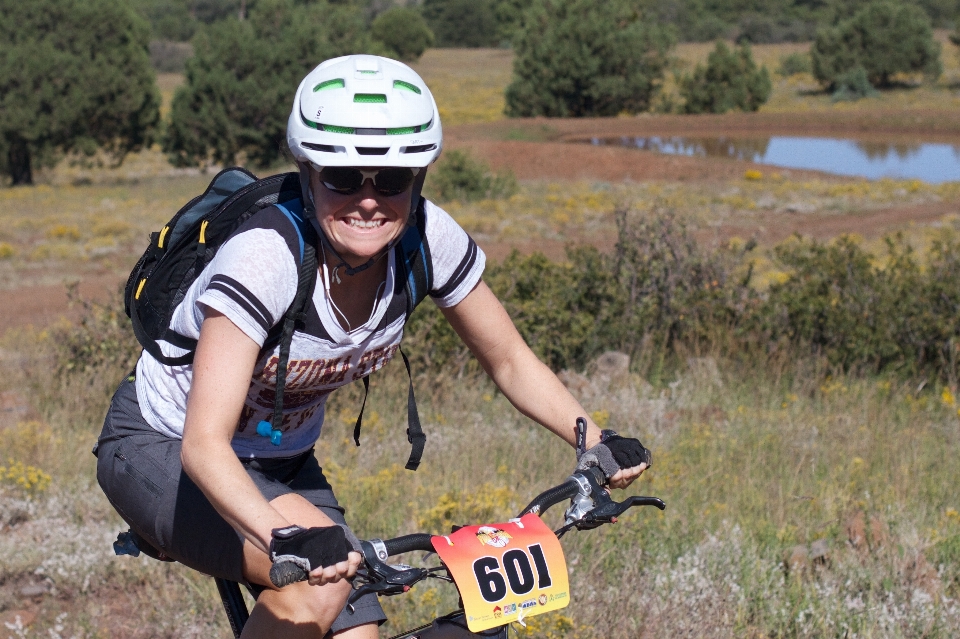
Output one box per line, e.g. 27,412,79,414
811,1,941,90
0,0,160,185
371,7,434,62
680,41,772,113
505,0,674,117
164,0,379,167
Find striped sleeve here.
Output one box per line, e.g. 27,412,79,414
423,200,485,308
194,227,298,346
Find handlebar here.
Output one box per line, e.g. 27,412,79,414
383,533,435,556
519,466,604,516
269,466,664,589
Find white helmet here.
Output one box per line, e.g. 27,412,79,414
287,55,442,169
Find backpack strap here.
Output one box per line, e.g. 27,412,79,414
399,347,426,471
254,200,318,446
399,197,432,316
351,199,432,468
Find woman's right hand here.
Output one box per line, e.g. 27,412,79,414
270,525,361,586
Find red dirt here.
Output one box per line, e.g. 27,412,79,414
0,274,120,335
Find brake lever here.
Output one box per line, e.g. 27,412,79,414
347,540,431,613
347,566,431,611
577,495,666,528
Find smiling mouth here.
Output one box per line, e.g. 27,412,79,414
344,218,387,229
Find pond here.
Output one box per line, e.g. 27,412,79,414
584,136,960,184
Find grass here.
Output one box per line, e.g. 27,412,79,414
5,315,960,637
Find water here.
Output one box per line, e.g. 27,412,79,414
585,136,960,184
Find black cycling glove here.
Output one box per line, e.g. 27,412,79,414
576,427,652,481
269,525,352,575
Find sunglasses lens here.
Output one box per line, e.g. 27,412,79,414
372,168,416,196
317,167,417,196
319,167,364,194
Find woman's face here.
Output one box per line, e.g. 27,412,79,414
310,167,414,265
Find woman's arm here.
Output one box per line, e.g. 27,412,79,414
440,281,645,489
180,310,289,554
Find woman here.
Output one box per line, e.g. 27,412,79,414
96,55,649,638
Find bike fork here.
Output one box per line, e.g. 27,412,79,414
215,577,249,638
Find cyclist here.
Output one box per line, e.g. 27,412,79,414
95,55,649,639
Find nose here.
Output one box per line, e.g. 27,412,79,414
356,179,380,212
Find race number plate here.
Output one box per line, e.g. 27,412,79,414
431,513,570,632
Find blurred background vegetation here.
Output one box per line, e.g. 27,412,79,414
4,0,960,181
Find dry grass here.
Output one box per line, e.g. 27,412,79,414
410,48,514,125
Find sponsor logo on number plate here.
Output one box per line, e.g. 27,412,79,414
476,526,512,548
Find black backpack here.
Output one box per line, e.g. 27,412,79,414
125,167,432,469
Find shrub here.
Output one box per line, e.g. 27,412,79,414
426,150,518,203
811,1,942,90
164,0,376,168
504,0,674,117
422,0,500,48
680,42,772,114
0,0,160,185
777,52,812,76
831,66,878,101
371,7,433,62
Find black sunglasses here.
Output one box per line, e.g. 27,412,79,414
316,166,419,196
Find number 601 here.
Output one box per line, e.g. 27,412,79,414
472,544,553,602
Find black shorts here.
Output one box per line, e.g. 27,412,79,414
95,377,385,633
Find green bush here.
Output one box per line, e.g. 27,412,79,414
811,1,942,90
422,0,500,47
680,42,772,114
831,66,878,101
504,0,674,117
371,7,433,62
777,51,812,76
164,0,378,168
426,150,518,203
0,0,160,185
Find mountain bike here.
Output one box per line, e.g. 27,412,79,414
114,465,664,638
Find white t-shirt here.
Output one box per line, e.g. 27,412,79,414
135,199,485,458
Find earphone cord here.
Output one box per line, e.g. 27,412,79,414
320,243,387,332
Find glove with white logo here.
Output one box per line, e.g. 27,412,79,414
269,525,352,576
575,418,651,481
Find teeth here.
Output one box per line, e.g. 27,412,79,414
346,218,384,229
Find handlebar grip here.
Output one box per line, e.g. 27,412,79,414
383,533,435,556
519,478,581,516
270,561,308,587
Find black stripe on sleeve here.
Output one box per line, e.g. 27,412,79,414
207,275,274,333
431,237,478,300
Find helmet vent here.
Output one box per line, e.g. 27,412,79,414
393,80,422,94
354,94,387,104
355,147,389,156
314,79,345,92
356,128,387,135
401,144,438,154
301,142,344,154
